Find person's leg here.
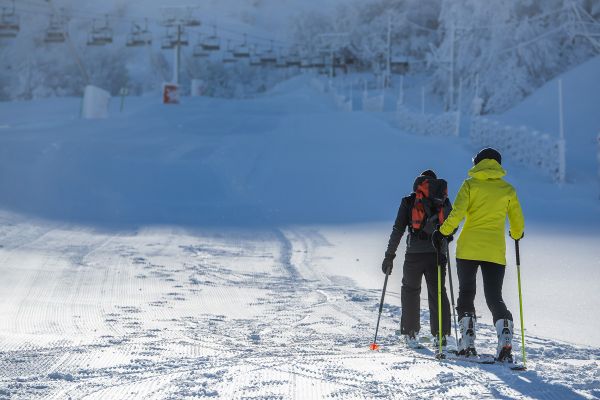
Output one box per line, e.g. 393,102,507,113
456,259,479,354
400,253,425,335
481,261,514,360
424,253,451,337
480,262,513,323
456,259,478,317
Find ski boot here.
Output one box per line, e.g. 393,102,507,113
458,313,477,357
495,319,514,363
404,332,422,349
433,335,447,350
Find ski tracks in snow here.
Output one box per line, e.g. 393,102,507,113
0,221,598,399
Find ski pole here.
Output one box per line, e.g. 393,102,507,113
515,239,527,369
370,269,390,350
446,244,459,347
436,248,445,359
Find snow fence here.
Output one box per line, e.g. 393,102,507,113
393,105,460,137
470,117,566,182
362,90,384,112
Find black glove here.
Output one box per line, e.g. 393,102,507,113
447,234,454,243
510,231,524,240
382,252,395,275
431,230,446,250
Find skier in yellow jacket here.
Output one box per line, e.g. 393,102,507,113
432,148,524,362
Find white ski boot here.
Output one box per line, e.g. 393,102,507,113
495,319,514,363
404,333,423,349
433,335,447,350
458,313,477,356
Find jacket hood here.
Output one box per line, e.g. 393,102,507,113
468,158,506,180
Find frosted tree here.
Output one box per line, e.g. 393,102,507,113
434,0,599,113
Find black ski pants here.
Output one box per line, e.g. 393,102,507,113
456,259,513,323
400,252,451,336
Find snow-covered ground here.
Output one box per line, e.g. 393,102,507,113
0,76,599,399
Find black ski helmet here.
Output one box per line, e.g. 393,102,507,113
413,169,437,192
420,169,437,179
473,147,502,165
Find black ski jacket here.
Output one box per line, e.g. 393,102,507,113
386,194,452,256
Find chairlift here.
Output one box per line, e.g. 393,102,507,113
276,57,288,68
126,19,152,47
390,55,409,74
193,45,209,57
160,26,188,49
87,16,113,46
201,25,220,51
183,8,201,27
259,41,277,65
249,47,261,66
0,0,19,38
299,57,311,69
312,57,326,69
193,35,209,57
286,52,301,67
222,40,237,64
43,14,66,43
233,34,250,58
274,48,287,68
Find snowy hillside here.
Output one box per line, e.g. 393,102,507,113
0,77,598,399
492,56,600,183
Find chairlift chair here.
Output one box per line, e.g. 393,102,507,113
222,40,237,64
161,37,175,49
87,17,113,46
178,29,189,46
193,45,209,58
249,55,261,66
201,26,220,51
193,35,209,57
276,51,287,68
44,15,66,43
233,34,250,58
183,9,201,27
0,1,19,38
286,53,301,67
300,58,311,69
249,47,261,66
126,20,152,47
312,57,326,69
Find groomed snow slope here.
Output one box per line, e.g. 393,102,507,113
0,77,599,399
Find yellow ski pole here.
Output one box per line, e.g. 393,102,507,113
515,239,527,369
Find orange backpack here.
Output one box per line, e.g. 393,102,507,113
410,177,448,235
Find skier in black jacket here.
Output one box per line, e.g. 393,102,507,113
382,170,452,348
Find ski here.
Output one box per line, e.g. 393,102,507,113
447,352,526,370
444,352,495,365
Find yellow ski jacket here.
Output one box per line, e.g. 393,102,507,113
440,159,524,266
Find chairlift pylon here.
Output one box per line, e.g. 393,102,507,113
0,0,19,39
